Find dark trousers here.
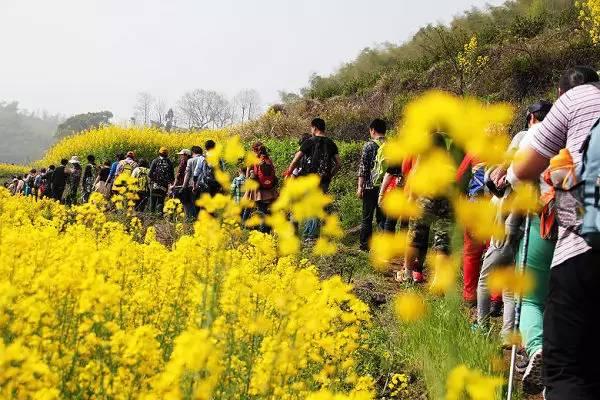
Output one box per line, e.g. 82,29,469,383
150,193,166,215
359,188,384,248
53,185,65,202
544,249,600,400
180,188,197,220
136,191,149,212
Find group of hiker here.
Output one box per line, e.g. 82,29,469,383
353,66,600,400
4,65,600,399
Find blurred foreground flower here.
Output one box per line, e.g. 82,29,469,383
446,364,503,400
393,292,427,322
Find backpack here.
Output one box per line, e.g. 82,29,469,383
305,137,334,180
467,165,486,197
136,167,149,192
198,157,224,194
370,139,386,187
150,157,173,190
578,117,600,241
253,156,277,190
120,160,134,176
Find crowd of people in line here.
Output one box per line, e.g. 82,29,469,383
4,66,600,400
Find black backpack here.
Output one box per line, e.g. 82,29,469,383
305,137,334,180
150,157,173,189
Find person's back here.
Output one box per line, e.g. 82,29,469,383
302,135,338,181
53,165,66,187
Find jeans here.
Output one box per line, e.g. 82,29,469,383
477,239,518,339
180,188,197,220
544,249,600,400
304,179,331,240
516,217,554,357
360,187,384,248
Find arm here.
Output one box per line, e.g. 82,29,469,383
378,172,393,205
357,143,369,198
331,154,341,177
512,145,550,181
286,151,304,174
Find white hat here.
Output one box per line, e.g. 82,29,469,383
177,149,191,156
69,156,81,164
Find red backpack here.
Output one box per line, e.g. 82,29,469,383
254,156,277,190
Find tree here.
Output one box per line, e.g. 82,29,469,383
177,89,232,129
55,111,113,139
153,98,168,125
134,92,154,126
233,89,261,123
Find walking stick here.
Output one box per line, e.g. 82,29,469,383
506,213,532,400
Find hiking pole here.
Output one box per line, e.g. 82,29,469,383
506,213,532,400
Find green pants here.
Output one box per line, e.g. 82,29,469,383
516,216,555,357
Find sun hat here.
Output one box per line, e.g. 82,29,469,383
69,156,81,164
177,149,191,156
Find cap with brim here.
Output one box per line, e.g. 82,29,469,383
177,149,191,156
528,101,553,114
159,147,168,154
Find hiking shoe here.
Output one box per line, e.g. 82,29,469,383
522,349,544,395
412,271,424,283
490,299,503,317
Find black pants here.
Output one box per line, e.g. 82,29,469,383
150,193,166,215
544,249,600,400
53,185,65,202
359,188,384,248
136,191,149,212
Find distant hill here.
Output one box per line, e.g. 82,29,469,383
239,0,600,141
0,101,61,164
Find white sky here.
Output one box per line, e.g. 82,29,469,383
1,0,504,121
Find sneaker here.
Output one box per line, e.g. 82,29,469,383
490,299,503,317
412,271,424,283
522,349,544,395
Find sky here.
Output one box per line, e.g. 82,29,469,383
1,0,504,121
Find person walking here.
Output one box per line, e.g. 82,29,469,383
107,153,125,189
246,142,278,233
285,118,341,242
82,155,97,203
94,161,112,199
193,140,223,197
52,159,69,202
132,159,150,212
357,119,387,251
42,165,55,199
512,66,600,400
182,146,203,219
65,156,82,205
149,147,175,215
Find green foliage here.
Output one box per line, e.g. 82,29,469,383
55,111,113,139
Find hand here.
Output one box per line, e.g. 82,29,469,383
490,167,507,188
356,187,364,199
377,193,384,206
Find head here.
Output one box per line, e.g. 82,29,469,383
126,151,135,160
205,140,216,151
49,165,55,171
40,168,46,174
310,118,326,135
158,147,168,157
558,66,599,96
526,100,553,128
238,166,246,176
87,154,95,164
60,159,68,166
103,160,111,167
30,169,36,175
191,145,203,156
138,158,149,168
369,118,387,138
252,141,268,156
116,153,125,161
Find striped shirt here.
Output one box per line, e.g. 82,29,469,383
531,83,600,267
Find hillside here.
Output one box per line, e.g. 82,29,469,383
238,0,600,141
0,101,60,164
